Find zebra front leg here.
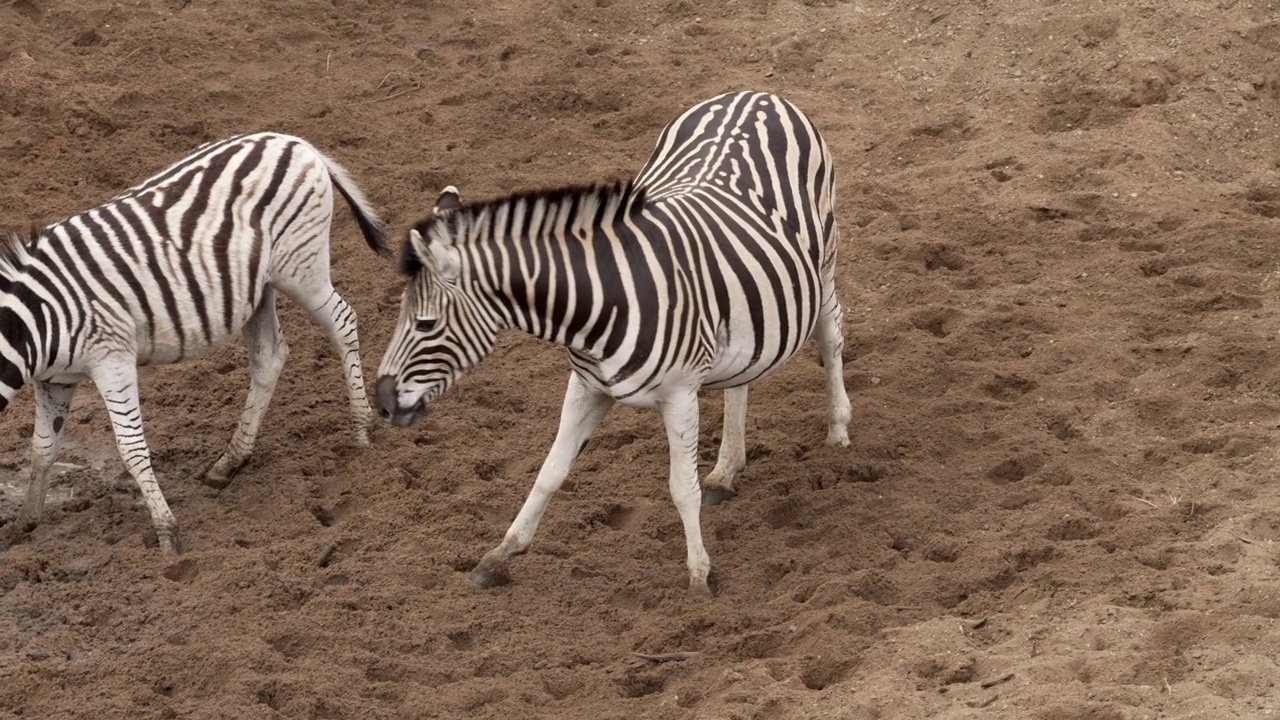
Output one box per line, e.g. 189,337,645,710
303,288,373,447
90,360,180,554
661,389,715,596
206,289,289,488
815,268,852,447
471,372,614,589
9,382,77,540
703,385,748,506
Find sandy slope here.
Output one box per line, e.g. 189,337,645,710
2,1,1279,718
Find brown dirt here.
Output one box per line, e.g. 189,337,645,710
3,0,1280,718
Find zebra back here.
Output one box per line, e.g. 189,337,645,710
123,133,389,257
1,132,387,388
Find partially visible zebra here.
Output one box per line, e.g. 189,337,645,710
0,132,388,554
375,91,852,596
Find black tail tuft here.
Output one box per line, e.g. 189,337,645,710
332,180,390,258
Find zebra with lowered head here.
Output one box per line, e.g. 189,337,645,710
375,91,852,596
0,132,387,554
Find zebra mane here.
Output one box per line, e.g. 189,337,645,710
400,180,647,276
0,228,40,280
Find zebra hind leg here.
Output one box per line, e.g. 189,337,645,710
5,382,77,546
703,385,748,506
293,285,373,447
815,268,853,447
90,359,181,554
471,373,614,589
206,288,289,489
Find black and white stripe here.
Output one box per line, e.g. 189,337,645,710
375,91,852,595
0,132,388,553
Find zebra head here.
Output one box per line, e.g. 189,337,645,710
375,187,499,427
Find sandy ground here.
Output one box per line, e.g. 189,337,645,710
2,0,1280,718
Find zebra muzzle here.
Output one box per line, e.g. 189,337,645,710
375,375,422,427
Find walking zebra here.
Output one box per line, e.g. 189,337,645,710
375,91,852,595
0,132,388,554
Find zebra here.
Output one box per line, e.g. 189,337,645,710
0,132,388,555
374,91,852,596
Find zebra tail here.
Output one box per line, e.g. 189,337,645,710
317,150,391,258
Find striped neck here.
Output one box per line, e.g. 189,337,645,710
430,182,644,345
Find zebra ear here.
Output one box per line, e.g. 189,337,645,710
428,239,460,282
433,186,461,215
402,229,428,276
412,228,460,281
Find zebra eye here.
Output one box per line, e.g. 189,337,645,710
414,316,440,333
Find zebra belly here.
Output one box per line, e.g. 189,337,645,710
702,348,797,391
702,314,813,390
125,263,266,366
133,301,258,366
35,371,90,385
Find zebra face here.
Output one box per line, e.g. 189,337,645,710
376,189,498,427
374,315,449,427
375,248,457,426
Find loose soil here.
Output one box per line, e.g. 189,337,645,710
2,1,1279,718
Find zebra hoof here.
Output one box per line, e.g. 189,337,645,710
203,455,245,489
0,522,31,550
157,529,182,556
689,569,718,598
12,508,41,535
469,561,512,590
702,487,737,506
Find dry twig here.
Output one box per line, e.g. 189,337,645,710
631,651,698,664
980,673,1014,689
967,694,999,709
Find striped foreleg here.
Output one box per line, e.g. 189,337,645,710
90,359,180,554
12,382,78,534
471,372,615,589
